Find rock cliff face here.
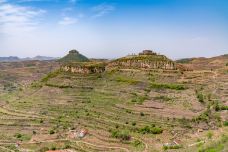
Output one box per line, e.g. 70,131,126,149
107,50,177,70
60,50,178,74
61,62,106,74
108,60,176,70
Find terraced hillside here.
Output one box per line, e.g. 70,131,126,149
176,54,228,70
0,59,227,152
0,60,59,93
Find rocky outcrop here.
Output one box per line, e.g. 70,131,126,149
108,60,176,70
61,62,106,74
61,50,179,74
107,50,177,70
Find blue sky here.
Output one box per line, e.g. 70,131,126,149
0,0,227,59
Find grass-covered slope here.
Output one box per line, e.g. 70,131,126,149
116,54,172,62
0,60,227,152
59,50,89,62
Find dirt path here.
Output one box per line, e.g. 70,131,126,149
0,106,46,119
75,141,130,152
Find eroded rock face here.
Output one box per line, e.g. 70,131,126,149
61,50,179,73
108,60,176,70
107,50,177,70
61,62,106,74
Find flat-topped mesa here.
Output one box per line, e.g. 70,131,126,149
107,50,177,70
61,62,106,74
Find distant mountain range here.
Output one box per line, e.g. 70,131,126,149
0,56,58,62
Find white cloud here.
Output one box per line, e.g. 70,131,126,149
92,3,115,18
0,1,45,34
58,17,78,25
0,0,6,3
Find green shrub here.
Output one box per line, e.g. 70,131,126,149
195,110,210,122
15,133,22,138
38,147,49,152
49,130,55,134
150,83,186,90
207,131,213,139
223,121,228,126
154,95,172,101
215,102,228,111
64,144,71,149
46,83,73,88
163,144,182,150
51,146,56,150
41,70,61,83
139,126,163,134
111,130,131,141
198,135,228,152
132,139,142,147
140,112,145,116
220,105,228,110
14,133,31,141
131,94,148,104
132,122,136,126
197,92,204,103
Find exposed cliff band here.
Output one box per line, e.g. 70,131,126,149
107,50,177,70
60,50,179,74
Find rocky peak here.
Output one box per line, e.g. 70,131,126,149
69,50,79,54
59,49,89,62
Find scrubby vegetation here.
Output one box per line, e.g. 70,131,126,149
154,95,172,101
198,135,228,152
224,121,228,126
215,101,228,111
111,130,131,141
131,93,148,104
138,125,163,134
14,133,31,141
197,92,204,103
163,144,182,150
115,76,141,84
150,82,186,90
41,70,61,83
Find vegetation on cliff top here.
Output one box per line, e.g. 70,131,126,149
115,54,172,62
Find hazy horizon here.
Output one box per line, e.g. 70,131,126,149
0,0,228,59
0,49,227,60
